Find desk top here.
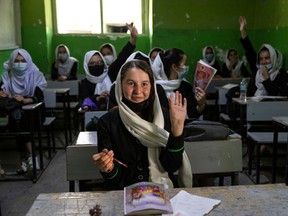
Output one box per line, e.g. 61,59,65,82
272,116,288,127
26,184,288,215
46,87,70,94
76,131,97,145
22,102,43,110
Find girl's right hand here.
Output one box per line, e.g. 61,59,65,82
92,149,114,173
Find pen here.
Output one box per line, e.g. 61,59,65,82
113,158,128,168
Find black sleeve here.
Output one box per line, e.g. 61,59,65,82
108,83,117,110
263,69,288,96
108,41,136,82
79,79,98,103
241,64,251,78
240,36,258,73
220,63,231,78
51,62,59,81
213,61,222,76
67,62,78,80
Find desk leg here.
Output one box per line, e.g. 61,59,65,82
62,94,68,147
286,133,288,186
28,110,37,182
67,93,72,142
272,124,279,183
69,181,75,192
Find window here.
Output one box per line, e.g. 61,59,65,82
0,0,21,50
54,0,146,34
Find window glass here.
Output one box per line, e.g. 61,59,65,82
55,0,143,34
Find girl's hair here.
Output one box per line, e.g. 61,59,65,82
160,48,185,78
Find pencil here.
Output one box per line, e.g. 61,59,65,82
113,158,128,168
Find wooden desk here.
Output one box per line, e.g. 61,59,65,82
272,116,288,185
26,184,288,215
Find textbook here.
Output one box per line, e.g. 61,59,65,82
193,60,217,91
124,181,173,215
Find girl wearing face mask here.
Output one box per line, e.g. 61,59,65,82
79,51,111,111
99,23,138,76
0,48,47,172
152,48,206,119
202,46,222,78
51,44,78,81
239,16,288,96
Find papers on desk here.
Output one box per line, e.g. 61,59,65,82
163,190,221,216
250,96,288,102
221,83,239,89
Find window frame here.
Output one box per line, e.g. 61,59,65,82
52,0,149,36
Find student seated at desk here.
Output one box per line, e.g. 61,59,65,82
99,22,138,70
220,49,250,78
92,60,192,190
152,48,206,119
51,44,78,81
239,16,288,97
0,48,47,173
201,46,222,78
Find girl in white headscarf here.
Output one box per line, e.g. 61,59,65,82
202,46,221,76
0,48,47,172
239,16,288,96
221,49,250,78
51,44,78,81
92,60,192,189
79,51,111,110
152,48,206,119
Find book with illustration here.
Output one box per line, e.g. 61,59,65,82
124,181,173,215
194,60,217,91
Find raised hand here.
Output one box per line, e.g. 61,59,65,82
168,91,187,137
127,22,138,45
239,16,247,39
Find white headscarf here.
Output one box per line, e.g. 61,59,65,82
115,60,192,188
151,54,182,98
1,48,47,98
225,49,244,78
202,46,216,66
99,43,117,65
83,50,112,95
55,44,78,77
148,47,164,66
255,44,279,96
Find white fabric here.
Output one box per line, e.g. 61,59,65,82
1,48,47,98
255,44,279,96
151,53,182,98
126,51,149,62
83,50,112,95
115,60,192,188
225,49,244,78
55,44,78,77
99,43,117,65
202,46,216,66
148,47,164,66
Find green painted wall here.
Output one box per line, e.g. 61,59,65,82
2,0,288,80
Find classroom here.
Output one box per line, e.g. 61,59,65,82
1,0,288,215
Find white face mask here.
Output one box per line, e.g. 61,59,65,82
104,55,114,66
58,53,68,62
177,66,189,79
13,62,27,74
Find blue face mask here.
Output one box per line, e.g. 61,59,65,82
13,62,27,74
257,64,273,71
58,53,68,62
178,66,189,79
205,54,214,63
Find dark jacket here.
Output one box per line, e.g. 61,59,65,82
177,80,205,119
51,61,78,80
240,36,288,96
97,108,184,190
